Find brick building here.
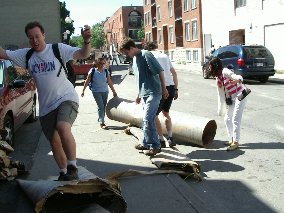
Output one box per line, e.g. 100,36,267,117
0,0,61,50
144,0,203,67
103,6,144,53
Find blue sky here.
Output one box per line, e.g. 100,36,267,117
63,0,143,35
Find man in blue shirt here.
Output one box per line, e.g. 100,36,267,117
120,38,169,156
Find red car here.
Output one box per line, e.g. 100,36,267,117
0,59,37,146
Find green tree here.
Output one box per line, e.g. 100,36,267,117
70,36,83,47
137,23,145,41
60,1,74,44
91,23,105,49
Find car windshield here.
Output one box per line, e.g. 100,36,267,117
244,46,271,58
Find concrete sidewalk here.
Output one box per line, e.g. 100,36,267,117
9,66,208,213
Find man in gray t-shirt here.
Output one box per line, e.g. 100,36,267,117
120,38,169,156
0,21,92,181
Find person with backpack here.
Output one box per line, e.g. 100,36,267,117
0,21,92,181
81,58,117,129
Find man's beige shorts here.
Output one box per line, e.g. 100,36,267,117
40,101,79,141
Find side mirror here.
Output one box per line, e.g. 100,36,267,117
205,56,211,60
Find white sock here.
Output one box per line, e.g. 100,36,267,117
159,135,164,141
67,160,77,167
167,131,172,138
60,168,67,174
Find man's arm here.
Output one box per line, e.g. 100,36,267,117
73,25,92,60
170,67,178,100
0,47,9,59
159,71,169,99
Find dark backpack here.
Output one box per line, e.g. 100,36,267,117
25,43,76,87
88,68,108,90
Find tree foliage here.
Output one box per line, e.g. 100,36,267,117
91,23,105,49
137,22,145,40
69,36,83,47
69,23,105,49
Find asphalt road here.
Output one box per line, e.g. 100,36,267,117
171,65,284,213
111,64,284,213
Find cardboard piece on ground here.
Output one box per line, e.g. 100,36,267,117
17,166,127,213
126,126,202,180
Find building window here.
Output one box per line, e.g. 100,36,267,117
191,0,197,9
168,0,173,17
144,13,148,25
128,11,142,28
144,0,148,5
169,27,174,43
129,29,139,41
146,32,152,41
170,51,174,60
193,50,198,61
192,20,198,40
147,12,151,26
185,22,190,41
158,29,162,44
186,50,191,61
157,6,161,21
235,0,246,8
184,0,189,11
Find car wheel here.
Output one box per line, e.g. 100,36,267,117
27,98,37,122
4,114,14,146
259,77,269,83
202,65,209,79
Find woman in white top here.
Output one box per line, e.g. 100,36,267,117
209,57,249,151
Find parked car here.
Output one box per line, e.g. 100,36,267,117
203,44,275,83
72,63,93,80
0,59,37,146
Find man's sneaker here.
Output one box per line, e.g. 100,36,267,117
167,137,176,148
58,165,79,181
160,140,166,148
66,165,79,180
58,172,66,181
135,144,149,150
145,148,161,156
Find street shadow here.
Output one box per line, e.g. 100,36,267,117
244,79,284,85
195,159,244,173
110,73,127,85
240,141,284,149
187,148,245,161
106,125,128,131
110,64,128,72
184,179,277,213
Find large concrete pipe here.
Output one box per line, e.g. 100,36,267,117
106,97,217,147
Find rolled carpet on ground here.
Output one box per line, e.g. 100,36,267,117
106,97,217,147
